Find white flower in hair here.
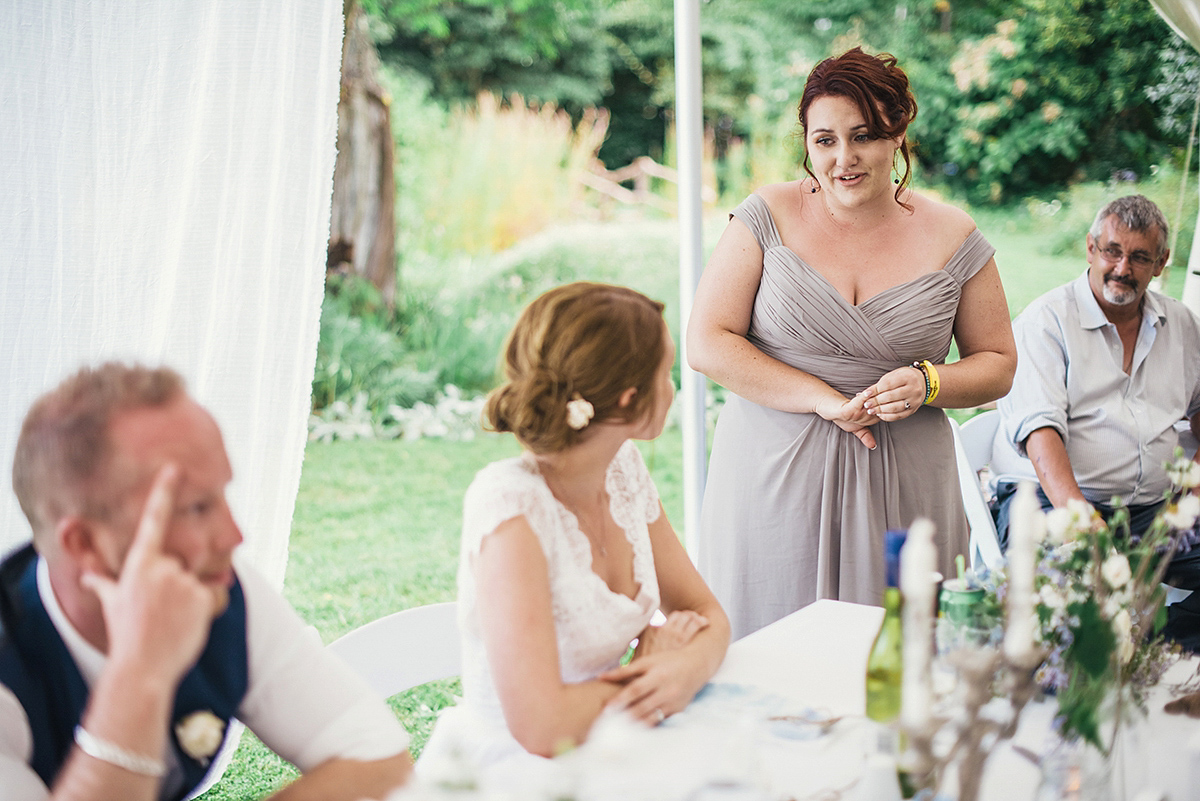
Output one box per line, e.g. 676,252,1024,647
566,394,595,430
175,710,226,764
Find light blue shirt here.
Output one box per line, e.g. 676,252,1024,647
991,272,1200,505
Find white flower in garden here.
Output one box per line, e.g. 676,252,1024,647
1101,553,1132,589
1113,608,1135,665
1167,458,1200,490
1163,494,1200,531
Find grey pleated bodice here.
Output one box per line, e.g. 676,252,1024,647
699,193,995,639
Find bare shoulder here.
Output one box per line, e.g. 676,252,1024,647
907,191,977,242
755,181,804,213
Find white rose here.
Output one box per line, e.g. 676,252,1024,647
1167,458,1200,491
1163,494,1200,531
175,710,226,763
1113,608,1135,665
1044,508,1075,545
1044,500,1096,544
1103,589,1130,619
1101,553,1132,589
565,396,595,430
1038,583,1067,611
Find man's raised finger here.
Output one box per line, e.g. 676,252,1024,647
124,463,181,568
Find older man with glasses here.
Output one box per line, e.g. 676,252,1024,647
989,194,1200,646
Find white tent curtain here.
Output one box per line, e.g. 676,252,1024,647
0,0,343,586
1151,0,1200,314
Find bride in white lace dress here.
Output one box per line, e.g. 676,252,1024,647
419,282,730,785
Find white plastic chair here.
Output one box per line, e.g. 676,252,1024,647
188,605,461,799
950,413,1197,605
949,410,1004,573
327,602,462,698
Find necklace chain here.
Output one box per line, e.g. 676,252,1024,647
543,469,611,558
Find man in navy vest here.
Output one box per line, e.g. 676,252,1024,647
0,363,412,800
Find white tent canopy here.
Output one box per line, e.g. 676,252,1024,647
0,0,342,585
1151,0,1200,314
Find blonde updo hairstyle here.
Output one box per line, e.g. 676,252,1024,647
485,282,668,454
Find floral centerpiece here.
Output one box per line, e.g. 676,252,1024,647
976,454,1200,751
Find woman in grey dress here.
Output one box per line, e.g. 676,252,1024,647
687,48,1017,639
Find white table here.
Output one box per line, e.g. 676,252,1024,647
720,600,1200,801
716,600,1200,801
403,600,1200,800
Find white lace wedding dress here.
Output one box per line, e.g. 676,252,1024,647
417,441,662,786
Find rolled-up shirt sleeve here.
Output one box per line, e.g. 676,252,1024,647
1002,300,1071,456
237,562,410,770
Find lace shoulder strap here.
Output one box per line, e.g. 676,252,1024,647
607,442,662,531
461,457,553,557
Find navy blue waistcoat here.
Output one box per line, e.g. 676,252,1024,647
0,544,249,800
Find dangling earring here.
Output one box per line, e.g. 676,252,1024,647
810,185,819,193
892,151,901,185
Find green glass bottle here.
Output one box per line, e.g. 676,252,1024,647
865,528,906,723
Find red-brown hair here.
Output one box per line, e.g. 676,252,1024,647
799,47,918,207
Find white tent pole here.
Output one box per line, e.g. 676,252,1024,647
673,0,706,559
1151,0,1200,314
1185,207,1200,312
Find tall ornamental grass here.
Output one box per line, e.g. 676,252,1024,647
397,86,609,259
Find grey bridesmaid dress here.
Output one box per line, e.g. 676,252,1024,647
699,193,992,639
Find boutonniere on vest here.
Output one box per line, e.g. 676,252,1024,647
175,710,226,764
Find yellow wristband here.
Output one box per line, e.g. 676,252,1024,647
921,360,940,404
911,360,941,405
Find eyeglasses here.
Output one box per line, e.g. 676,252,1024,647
1096,242,1157,269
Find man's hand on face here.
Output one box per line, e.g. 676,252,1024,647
80,464,225,683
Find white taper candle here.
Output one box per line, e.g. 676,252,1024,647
1004,481,1041,665
901,518,936,731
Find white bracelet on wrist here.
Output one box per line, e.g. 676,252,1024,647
73,725,166,777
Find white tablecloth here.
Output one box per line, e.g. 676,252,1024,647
401,599,1200,800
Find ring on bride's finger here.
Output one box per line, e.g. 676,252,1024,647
904,400,911,409
653,708,665,724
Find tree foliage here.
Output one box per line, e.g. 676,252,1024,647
942,0,1180,202
365,0,797,168
785,0,1185,202
365,0,1190,201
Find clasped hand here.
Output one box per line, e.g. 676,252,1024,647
598,611,709,725
816,365,927,449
